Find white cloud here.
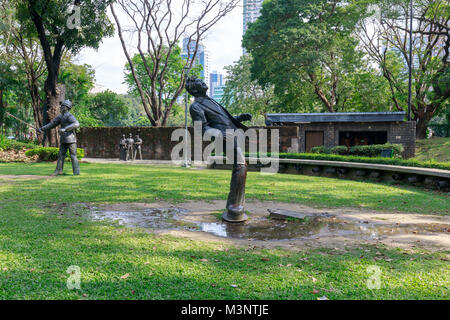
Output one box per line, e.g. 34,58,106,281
76,2,243,94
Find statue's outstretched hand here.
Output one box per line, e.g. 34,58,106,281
237,113,252,122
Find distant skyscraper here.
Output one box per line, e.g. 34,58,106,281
212,85,226,103
181,38,210,92
209,70,224,98
243,0,263,54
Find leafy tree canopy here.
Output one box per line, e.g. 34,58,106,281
124,45,202,107
16,0,114,55
243,0,369,112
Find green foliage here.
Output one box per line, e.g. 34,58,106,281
330,145,349,155
311,146,331,154
0,134,38,151
86,90,129,126
59,58,95,105
124,45,202,108
25,147,84,161
16,0,115,55
58,59,131,127
0,58,36,136
70,105,102,127
222,55,277,125
243,0,379,112
414,137,450,162
350,143,404,158
133,116,153,127
310,143,404,157
246,152,450,170
311,145,349,155
355,0,450,137
0,134,9,151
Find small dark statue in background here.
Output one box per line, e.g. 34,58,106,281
133,134,143,160
37,100,80,176
185,76,252,223
119,134,127,161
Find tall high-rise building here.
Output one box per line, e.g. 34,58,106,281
209,70,224,98
212,85,226,104
181,38,210,91
243,0,263,54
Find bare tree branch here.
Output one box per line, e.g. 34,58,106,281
112,0,239,126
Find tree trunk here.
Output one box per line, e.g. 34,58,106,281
28,2,63,147
308,72,335,112
0,88,4,131
415,117,427,139
43,78,60,147
26,69,44,143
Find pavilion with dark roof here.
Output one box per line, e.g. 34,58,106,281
265,112,416,158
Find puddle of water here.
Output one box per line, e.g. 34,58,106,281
199,218,449,241
90,207,190,230
90,207,449,241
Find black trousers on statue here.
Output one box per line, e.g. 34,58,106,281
55,143,80,175
222,136,247,222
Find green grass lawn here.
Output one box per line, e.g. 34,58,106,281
415,137,450,163
0,162,448,299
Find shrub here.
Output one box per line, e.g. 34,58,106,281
25,147,85,162
350,143,404,158
0,134,8,151
311,146,331,154
0,135,39,151
310,143,404,158
244,152,450,170
330,145,349,155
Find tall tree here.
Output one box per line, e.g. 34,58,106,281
87,90,129,126
0,0,46,142
221,54,277,125
16,0,114,146
123,45,202,117
243,0,366,113
111,0,239,126
356,0,449,138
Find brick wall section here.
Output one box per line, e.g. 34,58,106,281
77,126,299,160
296,121,415,158
388,121,416,158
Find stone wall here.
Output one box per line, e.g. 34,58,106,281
77,126,299,160
77,122,415,159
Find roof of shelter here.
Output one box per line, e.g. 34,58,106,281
265,112,406,125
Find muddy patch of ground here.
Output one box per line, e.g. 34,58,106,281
83,200,450,252
0,175,54,181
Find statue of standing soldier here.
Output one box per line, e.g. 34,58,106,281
37,100,80,176
133,134,143,160
126,133,134,161
119,134,127,161
185,76,252,223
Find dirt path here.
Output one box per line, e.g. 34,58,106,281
0,175,53,180
89,200,450,252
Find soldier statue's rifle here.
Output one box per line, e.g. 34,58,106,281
3,110,42,134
